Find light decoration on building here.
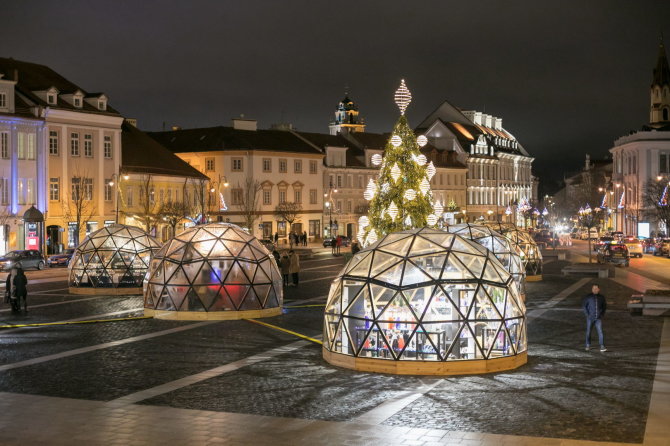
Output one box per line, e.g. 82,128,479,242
518,198,532,213
618,190,625,209
542,207,548,216
390,163,402,182
391,135,402,147
658,185,669,207
404,188,417,201
219,193,228,211
404,215,412,227
394,79,412,115
419,178,430,194
600,193,607,208
417,135,428,147
371,153,383,166
387,201,399,220
426,161,436,180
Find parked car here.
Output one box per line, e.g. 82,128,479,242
0,250,46,271
623,238,643,258
533,230,556,248
611,231,625,242
323,236,351,248
653,238,670,256
47,248,75,267
593,236,614,251
642,238,658,254
596,243,630,267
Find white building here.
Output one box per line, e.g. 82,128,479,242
610,40,670,235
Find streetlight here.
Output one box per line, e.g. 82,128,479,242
108,171,129,224
324,183,338,238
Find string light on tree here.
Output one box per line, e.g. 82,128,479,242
426,214,438,226
426,161,436,180
394,79,412,115
391,163,402,182
391,135,402,147
404,189,417,201
371,154,383,166
387,201,399,220
419,178,431,194
417,135,428,147
658,184,669,207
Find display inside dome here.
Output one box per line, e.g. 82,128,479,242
323,228,526,365
69,224,161,291
445,223,526,295
144,223,282,316
484,222,543,276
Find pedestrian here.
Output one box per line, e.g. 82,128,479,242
303,231,308,246
279,252,290,287
13,267,28,313
5,267,19,312
289,249,300,286
582,283,607,352
351,240,361,255
331,236,337,255
274,232,279,244
271,248,280,265
336,235,342,255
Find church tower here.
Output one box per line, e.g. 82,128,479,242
329,93,365,135
650,39,670,126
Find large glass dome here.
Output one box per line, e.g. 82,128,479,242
144,223,282,320
484,222,543,277
445,223,526,297
69,224,161,295
323,227,527,375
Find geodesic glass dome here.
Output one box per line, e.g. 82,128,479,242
484,222,543,276
445,223,526,296
144,223,282,318
323,228,526,368
69,224,161,292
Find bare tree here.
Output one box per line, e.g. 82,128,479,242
643,180,670,235
578,206,605,263
234,178,262,231
274,201,302,234
134,175,160,234
190,178,208,224
0,205,12,253
158,200,188,239
63,170,97,247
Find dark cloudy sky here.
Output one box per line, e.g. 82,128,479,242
3,1,670,193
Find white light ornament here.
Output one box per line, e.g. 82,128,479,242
427,214,438,226
371,153,383,166
419,177,431,194
426,161,436,180
390,163,402,182
403,189,417,201
391,135,402,147
357,228,366,244
381,182,391,193
387,201,399,220
415,154,427,166
434,201,444,216
358,215,369,228
394,79,412,115
404,215,412,227
363,179,377,201
366,229,378,245
417,135,428,147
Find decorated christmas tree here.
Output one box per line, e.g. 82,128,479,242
358,80,441,246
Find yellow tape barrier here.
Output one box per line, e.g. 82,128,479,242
0,315,152,329
243,318,322,345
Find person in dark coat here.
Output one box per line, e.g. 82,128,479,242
13,267,28,313
5,268,18,312
271,249,281,265
289,250,300,286
582,283,607,352
274,232,279,244
351,240,361,255
279,252,290,287
302,231,308,246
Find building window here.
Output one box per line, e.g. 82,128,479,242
309,220,320,237
0,92,6,108
205,157,215,171
17,133,25,159
660,154,668,174
294,160,302,173
126,187,134,206
71,177,81,201
74,97,81,108
262,158,272,172
49,178,60,201
232,158,243,172
263,190,271,205
84,134,93,157
49,131,59,155
310,160,318,174
104,180,113,201
337,175,342,188
104,136,112,158
231,188,243,205
83,178,93,200
277,221,287,237
71,133,80,156
26,134,35,160
0,178,8,205
98,100,106,111
279,159,287,173
279,190,286,204
0,133,8,159
294,190,301,203
309,189,317,204
346,200,352,213
47,94,56,105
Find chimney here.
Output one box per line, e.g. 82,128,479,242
585,154,591,170
232,115,257,131
126,118,138,127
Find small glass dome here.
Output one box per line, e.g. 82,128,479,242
144,223,282,320
323,228,527,374
69,224,161,294
485,223,543,276
445,223,526,296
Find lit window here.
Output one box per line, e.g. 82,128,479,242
263,158,272,172
294,160,302,173
27,134,35,160
0,92,6,108
205,157,215,172
17,133,25,159
49,131,59,155
279,159,287,173
232,158,243,172
104,136,112,158
71,133,80,156
84,134,93,157
309,160,318,174
49,178,60,201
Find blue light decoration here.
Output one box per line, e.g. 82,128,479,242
618,190,625,209
658,185,669,207
600,193,607,208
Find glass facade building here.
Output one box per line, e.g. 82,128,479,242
323,227,527,375
68,224,161,294
143,223,282,320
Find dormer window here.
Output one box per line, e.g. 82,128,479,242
74,97,82,108
47,94,56,105
98,100,106,111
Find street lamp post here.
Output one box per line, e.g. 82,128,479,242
323,184,338,238
109,171,130,224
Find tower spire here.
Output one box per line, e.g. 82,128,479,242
650,38,670,125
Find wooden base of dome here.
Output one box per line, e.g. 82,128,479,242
144,307,282,320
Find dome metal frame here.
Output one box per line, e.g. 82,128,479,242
484,222,543,278
322,227,527,375
143,223,282,320
68,224,161,295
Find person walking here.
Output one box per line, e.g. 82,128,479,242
13,268,28,313
274,232,279,244
5,267,19,313
279,252,290,287
303,231,308,246
271,248,281,265
336,235,342,255
289,249,300,287
583,283,607,352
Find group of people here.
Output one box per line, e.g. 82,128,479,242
273,231,308,248
4,267,28,313
272,249,301,287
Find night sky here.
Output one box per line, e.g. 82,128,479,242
3,1,670,193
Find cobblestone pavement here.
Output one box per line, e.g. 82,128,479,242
0,250,667,445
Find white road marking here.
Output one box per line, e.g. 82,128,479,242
0,308,144,335
0,295,111,314
526,278,591,320
355,379,444,424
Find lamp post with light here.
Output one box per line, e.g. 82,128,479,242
324,183,339,238
109,171,130,224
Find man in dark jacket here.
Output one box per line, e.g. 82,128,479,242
582,283,607,352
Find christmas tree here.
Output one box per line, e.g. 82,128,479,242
358,80,440,246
